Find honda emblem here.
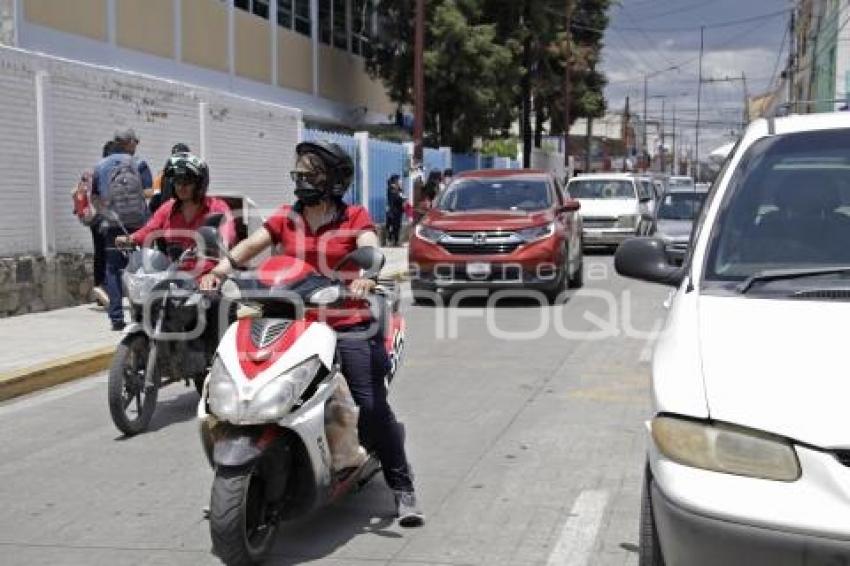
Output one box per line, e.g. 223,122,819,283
472,232,487,246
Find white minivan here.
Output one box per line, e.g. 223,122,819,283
567,173,654,247
616,112,850,565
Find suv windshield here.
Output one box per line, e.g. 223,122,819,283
436,179,551,212
657,192,708,221
705,129,850,283
569,179,636,199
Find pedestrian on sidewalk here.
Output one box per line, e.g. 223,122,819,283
92,128,153,331
71,140,118,307
148,142,191,215
385,174,404,246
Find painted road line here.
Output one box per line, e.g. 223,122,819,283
547,489,609,566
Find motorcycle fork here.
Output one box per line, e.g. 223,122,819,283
145,302,166,389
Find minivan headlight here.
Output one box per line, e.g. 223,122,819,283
652,416,801,482
516,222,555,242
616,214,641,229
415,225,446,243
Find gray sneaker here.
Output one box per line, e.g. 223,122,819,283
394,490,424,527
92,286,109,307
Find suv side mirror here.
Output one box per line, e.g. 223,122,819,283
615,238,683,287
561,199,580,212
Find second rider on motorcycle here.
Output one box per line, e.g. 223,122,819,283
201,141,424,527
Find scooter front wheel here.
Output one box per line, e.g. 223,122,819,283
210,464,278,566
107,333,160,436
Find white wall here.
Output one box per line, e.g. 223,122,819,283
0,45,302,256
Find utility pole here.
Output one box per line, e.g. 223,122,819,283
742,71,749,131
660,98,666,174
563,0,573,172
695,25,704,182
413,0,425,163
521,2,532,168
643,74,648,160
788,7,796,108
671,103,677,175
585,116,592,172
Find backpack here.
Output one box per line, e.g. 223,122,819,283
104,158,147,231
72,170,99,226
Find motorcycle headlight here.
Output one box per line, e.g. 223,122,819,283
652,416,801,482
516,222,555,243
238,356,324,423
308,285,341,306
207,356,239,421
616,214,641,229
415,224,446,243
123,271,167,305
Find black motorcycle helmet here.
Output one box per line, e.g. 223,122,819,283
292,141,354,204
165,153,209,202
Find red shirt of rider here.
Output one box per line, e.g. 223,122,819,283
129,196,236,274
263,202,376,329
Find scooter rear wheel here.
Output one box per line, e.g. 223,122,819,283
210,465,278,566
107,333,160,436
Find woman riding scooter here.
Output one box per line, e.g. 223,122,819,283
200,141,424,527
116,153,235,254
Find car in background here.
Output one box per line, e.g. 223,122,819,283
567,173,654,248
616,112,850,565
651,184,709,264
667,175,695,191
409,169,584,303
633,175,661,213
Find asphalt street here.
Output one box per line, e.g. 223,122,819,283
0,255,670,566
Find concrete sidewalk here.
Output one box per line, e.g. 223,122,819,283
0,246,408,401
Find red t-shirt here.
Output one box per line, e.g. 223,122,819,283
130,197,236,249
263,203,376,329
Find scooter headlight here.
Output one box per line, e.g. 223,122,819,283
207,356,239,421
308,285,341,306
239,356,324,423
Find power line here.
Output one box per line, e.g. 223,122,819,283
573,7,790,34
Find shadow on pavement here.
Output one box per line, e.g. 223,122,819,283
262,480,402,565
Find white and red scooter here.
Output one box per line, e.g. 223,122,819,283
197,245,405,566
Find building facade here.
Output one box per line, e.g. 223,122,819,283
1,0,395,126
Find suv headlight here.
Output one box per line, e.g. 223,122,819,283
616,214,641,229
516,222,555,243
415,224,446,243
652,416,801,482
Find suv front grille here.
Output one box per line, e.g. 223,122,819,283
583,216,618,229
439,231,523,255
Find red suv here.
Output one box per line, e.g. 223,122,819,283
409,169,584,303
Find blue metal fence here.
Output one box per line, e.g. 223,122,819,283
368,139,406,224
423,147,446,177
302,128,361,205
452,153,477,174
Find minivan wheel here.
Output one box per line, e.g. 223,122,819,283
639,464,666,566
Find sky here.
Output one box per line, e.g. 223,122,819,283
600,0,791,158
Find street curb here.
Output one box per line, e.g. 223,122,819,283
0,346,114,402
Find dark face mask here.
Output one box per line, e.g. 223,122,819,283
295,178,325,206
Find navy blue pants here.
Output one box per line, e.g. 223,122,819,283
337,326,413,492
103,229,128,325
89,224,106,287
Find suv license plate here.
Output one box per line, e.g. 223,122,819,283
466,262,491,279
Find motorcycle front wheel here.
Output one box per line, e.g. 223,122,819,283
210,464,279,566
107,333,160,436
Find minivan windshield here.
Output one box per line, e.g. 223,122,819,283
436,179,552,212
568,179,636,199
705,129,850,283
657,192,708,221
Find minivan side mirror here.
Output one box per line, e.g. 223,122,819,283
561,199,580,212
615,238,684,287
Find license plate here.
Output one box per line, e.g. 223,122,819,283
466,262,491,279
